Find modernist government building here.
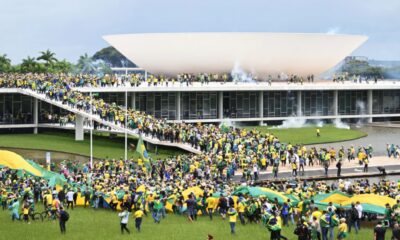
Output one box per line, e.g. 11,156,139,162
1,33,400,136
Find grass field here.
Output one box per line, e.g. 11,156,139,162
0,131,185,160
0,206,384,240
244,125,367,145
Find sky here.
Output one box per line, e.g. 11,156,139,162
0,0,399,64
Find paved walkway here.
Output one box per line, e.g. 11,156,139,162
233,155,400,180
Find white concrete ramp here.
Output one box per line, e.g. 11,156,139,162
17,89,201,154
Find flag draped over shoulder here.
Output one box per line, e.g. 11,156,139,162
136,135,151,171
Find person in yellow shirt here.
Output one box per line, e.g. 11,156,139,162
237,199,246,225
22,203,30,223
338,218,348,239
134,208,144,232
44,192,53,208
51,197,60,219
311,207,322,221
205,194,215,220
146,193,155,212
110,193,118,211
228,206,238,234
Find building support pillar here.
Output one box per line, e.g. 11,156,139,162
368,90,373,123
33,98,38,134
259,91,264,125
333,90,338,117
75,114,84,141
176,92,181,121
218,92,224,121
297,91,302,117
131,92,136,110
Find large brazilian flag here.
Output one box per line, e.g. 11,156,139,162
136,135,151,171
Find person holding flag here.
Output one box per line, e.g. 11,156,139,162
136,135,152,172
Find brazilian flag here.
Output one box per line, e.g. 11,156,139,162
220,122,230,134
136,135,151,171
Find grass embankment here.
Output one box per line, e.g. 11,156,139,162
244,125,367,145
0,131,185,160
0,207,382,240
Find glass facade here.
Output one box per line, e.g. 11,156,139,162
301,91,334,116
373,90,400,114
39,101,69,123
223,92,259,118
136,92,177,120
181,92,217,120
98,92,127,106
338,90,368,115
0,93,33,124
263,91,297,117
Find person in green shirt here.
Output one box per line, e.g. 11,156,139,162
152,196,163,224
267,212,288,240
9,198,20,221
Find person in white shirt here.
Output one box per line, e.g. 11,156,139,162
119,209,131,234
66,189,74,210
355,201,363,229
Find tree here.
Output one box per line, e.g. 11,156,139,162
93,46,136,67
50,59,73,73
20,56,40,73
340,59,384,78
0,54,12,73
37,49,58,66
75,53,96,74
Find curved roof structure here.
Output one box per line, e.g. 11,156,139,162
103,32,367,77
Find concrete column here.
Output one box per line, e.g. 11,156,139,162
75,114,84,141
259,91,264,125
33,98,38,134
297,91,302,116
368,89,373,123
333,90,338,117
131,92,136,110
218,92,224,120
176,92,181,121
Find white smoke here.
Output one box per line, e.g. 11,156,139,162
279,72,289,81
355,100,367,127
333,118,350,129
220,119,235,128
326,27,341,35
231,62,256,83
271,117,307,129
272,118,350,130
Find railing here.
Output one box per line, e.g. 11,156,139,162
17,88,201,154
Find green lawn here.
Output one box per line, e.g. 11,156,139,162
244,125,367,145
0,206,384,240
0,131,185,160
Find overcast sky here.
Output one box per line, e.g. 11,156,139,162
1,0,399,63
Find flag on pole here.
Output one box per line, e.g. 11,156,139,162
136,135,151,171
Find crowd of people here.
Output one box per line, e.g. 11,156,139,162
2,158,400,240
0,72,399,239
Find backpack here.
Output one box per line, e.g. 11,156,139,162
62,211,70,221
268,217,277,225
351,208,358,220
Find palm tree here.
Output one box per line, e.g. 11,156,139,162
37,49,58,66
76,53,96,74
0,54,12,72
21,56,38,73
